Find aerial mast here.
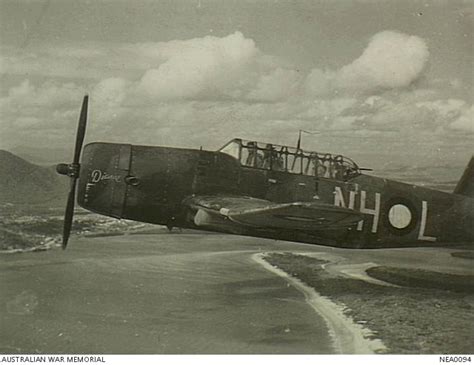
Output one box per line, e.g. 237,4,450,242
296,129,320,150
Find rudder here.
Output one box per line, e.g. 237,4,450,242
454,156,474,197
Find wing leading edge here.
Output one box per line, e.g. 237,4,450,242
185,195,365,232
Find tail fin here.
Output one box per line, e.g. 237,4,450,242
454,156,474,197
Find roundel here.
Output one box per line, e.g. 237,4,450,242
383,197,418,235
388,204,412,229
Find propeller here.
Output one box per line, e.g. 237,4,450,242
56,95,89,249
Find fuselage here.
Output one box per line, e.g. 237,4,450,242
77,142,474,249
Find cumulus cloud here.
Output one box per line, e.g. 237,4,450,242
247,68,301,102
338,31,429,90
3,30,430,104
85,30,432,107
305,31,429,96
2,30,430,105
1,29,472,163
136,32,258,100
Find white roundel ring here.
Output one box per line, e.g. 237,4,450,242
388,204,412,229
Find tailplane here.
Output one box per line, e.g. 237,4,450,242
454,156,474,197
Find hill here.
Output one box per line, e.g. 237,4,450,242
0,150,69,205
10,146,70,166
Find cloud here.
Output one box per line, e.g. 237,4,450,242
1,30,471,165
93,78,129,107
449,105,474,132
295,98,358,122
305,68,338,97
0,30,432,104
5,79,83,108
305,31,429,96
415,99,466,119
340,94,474,136
338,31,429,91
136,32,258,100
246,68,301,102
0,79,86,149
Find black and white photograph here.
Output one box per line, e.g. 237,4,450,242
0,0,473,360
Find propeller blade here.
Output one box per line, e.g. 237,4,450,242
73,94,88,164
58,94,89,250
62,178,77,249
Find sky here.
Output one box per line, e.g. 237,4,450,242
0,0,472,169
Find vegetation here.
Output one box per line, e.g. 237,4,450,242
264,252,474,354
0,210,153,252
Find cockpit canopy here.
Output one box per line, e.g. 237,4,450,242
219,138,361,180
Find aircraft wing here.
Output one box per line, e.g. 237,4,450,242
186,195,365,231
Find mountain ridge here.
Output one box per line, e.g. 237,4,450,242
0,149,68,204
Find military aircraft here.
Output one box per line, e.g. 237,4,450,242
56,96,474,249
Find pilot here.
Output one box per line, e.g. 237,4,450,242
274,147,287,171
262,144,272,169
307,153,319,176
245,141,256,166
322,156,333,178
317,156,328,177
263,143,283,170
245,141,263,168
333,155,345,180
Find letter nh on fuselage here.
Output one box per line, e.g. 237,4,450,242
333,186,436,241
